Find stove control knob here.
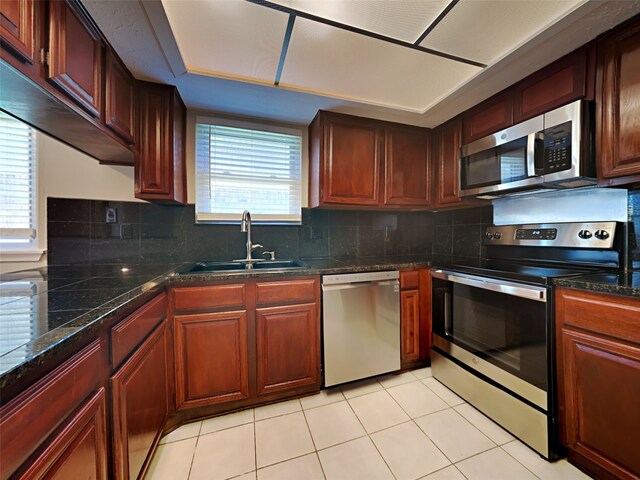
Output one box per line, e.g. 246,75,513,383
485,232,494,240
595,230,610,240
493,232,502,240
578,230,592,239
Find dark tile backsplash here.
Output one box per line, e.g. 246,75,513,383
47,192,639,269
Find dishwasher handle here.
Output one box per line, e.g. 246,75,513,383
322,279,399,292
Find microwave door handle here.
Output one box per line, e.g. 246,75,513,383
528,132,545,176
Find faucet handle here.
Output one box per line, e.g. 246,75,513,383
263,251,276,260
251,244,263,251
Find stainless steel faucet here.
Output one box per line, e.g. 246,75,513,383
240,210,262,263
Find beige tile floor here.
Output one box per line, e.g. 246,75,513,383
145,367,593,480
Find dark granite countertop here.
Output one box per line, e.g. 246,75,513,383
0,255,435,390
554,270,640,298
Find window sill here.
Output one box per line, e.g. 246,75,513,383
0,249,45,262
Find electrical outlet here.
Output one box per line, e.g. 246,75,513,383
120,224,132,239
310,226,323,240
106,207,117,224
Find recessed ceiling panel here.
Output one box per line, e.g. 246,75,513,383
419,0,584,65
161,0,289,83
281,18,481,112
270,0,451,43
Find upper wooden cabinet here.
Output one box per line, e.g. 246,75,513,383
309,111,382,207
48,0,103,118
105,50,135,145
136,81,187,204
433,117,463,207
556,288,640,480
0,0,35,64
596,16,640,183
384,126,431,206
462,90,514,144
513,48,588,123
309,111,431,209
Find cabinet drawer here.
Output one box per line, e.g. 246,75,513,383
0,339,105,479
400,270,420,290
256,278,318,306
111,293,167,369
172,284,246,312
556,288,640,343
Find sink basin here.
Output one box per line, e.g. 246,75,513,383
182,259,307,274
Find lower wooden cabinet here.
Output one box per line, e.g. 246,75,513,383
111,322,169,480
19,388,108,480
556,288,640,480
256,303,320,396
174,310,249,410
400,269,431,369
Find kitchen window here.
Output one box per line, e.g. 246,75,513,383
195,117,302,224
0,111,40,260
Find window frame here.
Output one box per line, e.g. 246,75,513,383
194,115,304,225
0,112,43,262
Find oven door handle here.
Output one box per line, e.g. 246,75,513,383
431,270,547,302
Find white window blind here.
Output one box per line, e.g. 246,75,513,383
195,118,302,224
0,111,37,247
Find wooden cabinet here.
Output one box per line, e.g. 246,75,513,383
433,117,463,207
309,111,432,209
513,48,588,123
174,309,250,409
384,126,431,206
254,278,320,396
19,388,108,480
0,339,105,478
309,111,382,207
170,277,321,413
0,0,35,64
596,16,640,183
462,90,513,144
111,322,169,480
105,50,135,145
556,288,640,480
400,269,431,369
136,81,187,204
48,0,103,118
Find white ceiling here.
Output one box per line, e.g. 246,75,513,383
82,0,640,127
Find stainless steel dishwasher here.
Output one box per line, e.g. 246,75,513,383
322,271,400,387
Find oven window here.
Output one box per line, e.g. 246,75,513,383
461,137,529,190
450,284,547,391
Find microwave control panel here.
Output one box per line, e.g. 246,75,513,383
542,121,572,173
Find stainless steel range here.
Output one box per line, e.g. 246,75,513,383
430,221,625,460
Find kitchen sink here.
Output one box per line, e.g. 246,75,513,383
181,259,307,274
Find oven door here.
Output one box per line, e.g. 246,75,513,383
431,269,550,410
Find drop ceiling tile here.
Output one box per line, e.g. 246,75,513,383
161,0,289,83
419,0,584,65
270,0,451,43
280,17,481,112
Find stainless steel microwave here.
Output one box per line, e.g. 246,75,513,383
459,100,596,198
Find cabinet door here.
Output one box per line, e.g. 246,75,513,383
597,18,640,179
321,115,382,206
560,328,640,480
48,0,103,118
434,118,463,206
0,0,35,64
256,303,320,396
401,289,420,365
111,323,168,480
19,389,108,480
136,81,187,204
384,126,431,206
174,310,249,409
462,90,513,144
105,50,135,144
513,48,586,123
